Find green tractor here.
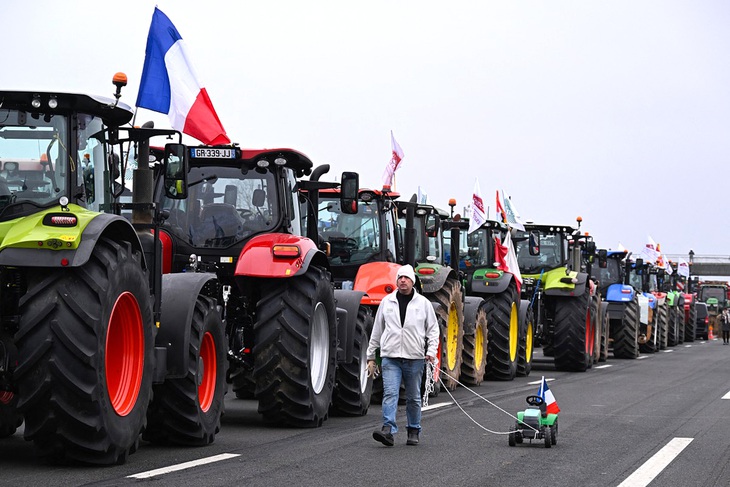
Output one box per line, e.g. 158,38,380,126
444,217,528,381
0,79,227,464
513,220,602,372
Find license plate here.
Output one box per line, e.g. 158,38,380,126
190,148,235,159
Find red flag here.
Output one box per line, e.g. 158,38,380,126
495,190,507,224
382,131,405,190
495,231,522,294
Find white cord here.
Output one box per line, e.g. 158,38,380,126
430,368,540,435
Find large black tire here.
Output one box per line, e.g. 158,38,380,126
553,293,593,372
253,266,337,427
331,306,374,416
599,302,609,362
613,297,640,359
484,281,519,381
460,304,488,386
15,238,154,464
667,304,679,347
144,296,226,446
657,303,668,350
684,302,697,342
0,333,22,438
426,278,464,391
230,365,256,399
517,301,534,377
590,295,601,365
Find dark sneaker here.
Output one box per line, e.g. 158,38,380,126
406,427,419,446
373,426,394,446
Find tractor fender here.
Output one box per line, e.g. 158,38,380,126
235,233,329,278
334,289,366,364
462,296,485,336
468,271,513,295
156,272,221,380
544,272,589,297
606,301,629,321
0,212,146,269
418,265,455,294
354,261,402,307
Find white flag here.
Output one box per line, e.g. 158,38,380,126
640,235,660,264
677,259,690,278
617,242,626,252
382,130,404,189
502,191,525,231
502,230,522,293
665,261,674,275
468,179,486,234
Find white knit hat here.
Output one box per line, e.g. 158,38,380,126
396,264,416,283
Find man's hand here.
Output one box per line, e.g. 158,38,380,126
425,355,435,363
367,360,379,378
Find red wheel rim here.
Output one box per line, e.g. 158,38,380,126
585,307,594,356
105,291,144,417
198,331,217,412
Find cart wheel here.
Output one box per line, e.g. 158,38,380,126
508,425,516,447
551,422,557,445
544,427,551,448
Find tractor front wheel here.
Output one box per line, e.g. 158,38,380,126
331,306,374,416
144,296,226,445
427,278,464,390
253,266,337,427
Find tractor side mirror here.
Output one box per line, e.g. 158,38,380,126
529,230,540,255
598,249,608,268
340,171,359,214
584,240,596,254
163,143,188,199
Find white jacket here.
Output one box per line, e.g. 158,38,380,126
367,290,440,360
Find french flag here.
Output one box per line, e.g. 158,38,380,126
537,376,560,414
136,8,230,146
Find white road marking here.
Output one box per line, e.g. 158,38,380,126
128,453,241,479
616,437,693,487
637,355,648,360
722,390,730,400
527,378,555,385
422,401,451,411
595,364,612,369
685,345,692,348
662,350,673,353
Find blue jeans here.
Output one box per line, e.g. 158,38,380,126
381,357,424,434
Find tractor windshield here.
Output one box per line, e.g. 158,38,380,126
318,197,383,266
161,164,280,248
0,109,76,213
516,232,564,273
464,228,495,268
700,287,726,303
591,257,623,294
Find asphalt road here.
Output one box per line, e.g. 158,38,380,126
3,339,730,487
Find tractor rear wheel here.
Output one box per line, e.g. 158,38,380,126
599,302,609,362
15,238,154,464
684,303,697,342
553,293,593,372
667,305,679,347
460,304,488,386
613,297,640,359
484,282,519,381
253,266,337,427
657,303,668,350
427,278,464,390
0,333,21,438
517,302,534,377
144,296,226,446
331,306,374,416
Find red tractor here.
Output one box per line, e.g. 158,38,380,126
154,146,370,424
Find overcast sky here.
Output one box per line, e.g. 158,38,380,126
4,1,729,260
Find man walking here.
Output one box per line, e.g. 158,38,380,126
721,307,730,345
367,264,439,446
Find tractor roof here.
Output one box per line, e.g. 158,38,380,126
0,90,134,127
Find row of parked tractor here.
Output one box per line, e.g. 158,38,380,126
0,79,721,466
